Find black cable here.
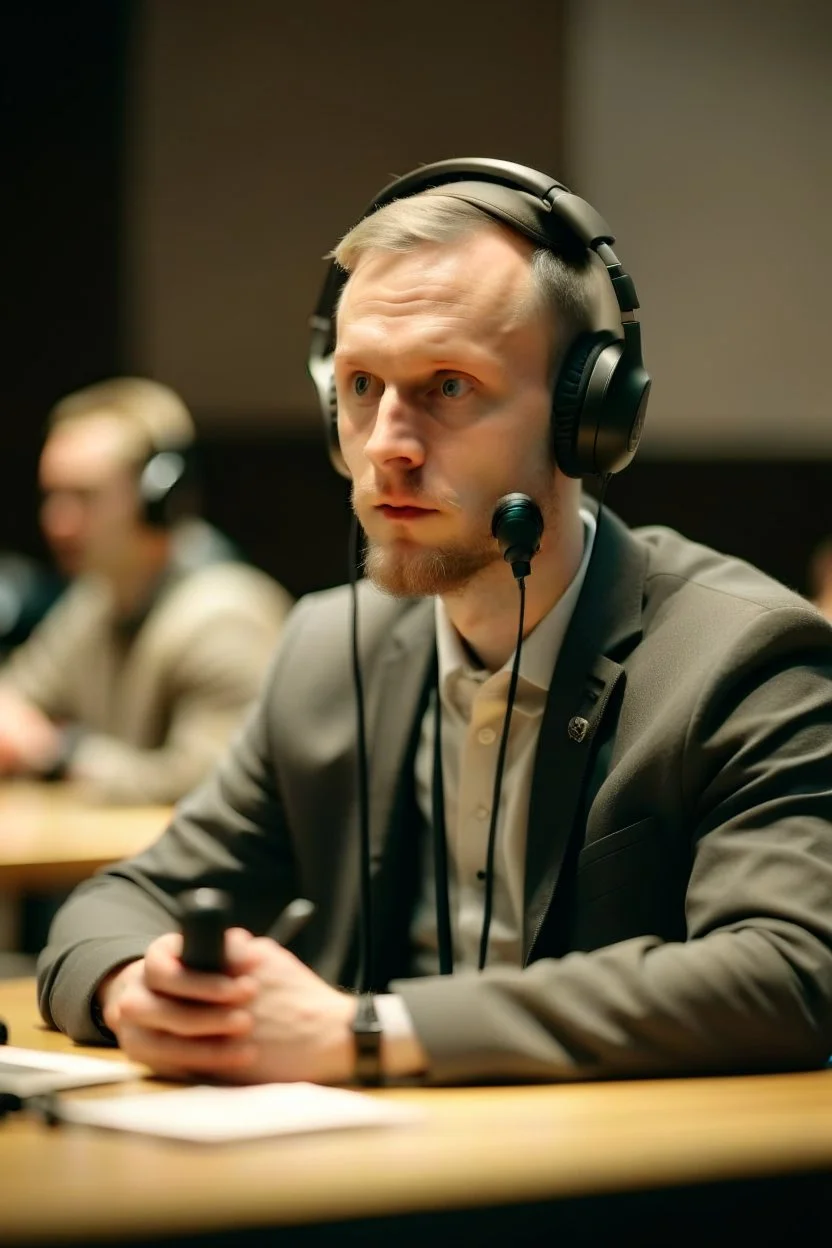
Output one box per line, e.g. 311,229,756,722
475,479,608,969
593,473,611,565
477,575,527,971
348,514,374,993
0,1092,65,1127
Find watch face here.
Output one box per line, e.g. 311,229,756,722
353,993,382,1034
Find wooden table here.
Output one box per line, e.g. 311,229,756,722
0,781,170,890
2,979,832,1246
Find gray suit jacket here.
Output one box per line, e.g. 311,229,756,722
38,508,832,1083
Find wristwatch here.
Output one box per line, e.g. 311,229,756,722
90,993,117,1044
352,992,383,1086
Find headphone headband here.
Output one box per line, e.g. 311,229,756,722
309,157,650,479
369,159,617,251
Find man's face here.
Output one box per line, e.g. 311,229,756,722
334,227,562,597
38,415,144,577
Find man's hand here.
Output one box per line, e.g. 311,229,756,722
0,687,63,775
98,928,357,1085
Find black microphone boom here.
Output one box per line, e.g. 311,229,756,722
491,493,544,579
473,491,542,969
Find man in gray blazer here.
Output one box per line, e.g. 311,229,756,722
37,161,832,1087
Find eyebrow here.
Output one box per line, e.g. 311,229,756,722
333,342,498,377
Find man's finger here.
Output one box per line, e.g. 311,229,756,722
119,1026,256,1076
150,966,258,1005
118,994,254,1039
144,948,258,1004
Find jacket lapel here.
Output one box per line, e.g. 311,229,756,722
362,598,435,988
523,505,648,961
367,598,436,870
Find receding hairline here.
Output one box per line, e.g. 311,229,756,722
338,220,546,325
47,376,195,452
334,193,550,298
42,408,154,475
330,191,612,375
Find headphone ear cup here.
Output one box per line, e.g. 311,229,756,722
138,450,191,529
312,355,350,479
326,371,350,479
552,331,619,478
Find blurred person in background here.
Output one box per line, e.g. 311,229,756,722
0,377,293,805
808,536,832,623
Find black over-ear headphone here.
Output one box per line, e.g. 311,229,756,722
308,157,651,480
137,438,197,530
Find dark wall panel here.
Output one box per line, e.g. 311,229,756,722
2,1,130,557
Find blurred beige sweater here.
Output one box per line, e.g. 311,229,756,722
0,525,293,804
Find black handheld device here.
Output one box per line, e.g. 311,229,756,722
179,888,231,973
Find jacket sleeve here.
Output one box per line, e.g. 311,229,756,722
394,609,832,1083
36,628,302,1044
65,584,293,805
0,584,89,720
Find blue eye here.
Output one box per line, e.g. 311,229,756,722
353,374,372,397
440,377,468,398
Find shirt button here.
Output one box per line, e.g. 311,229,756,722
475,805,489,821
477,727,496,746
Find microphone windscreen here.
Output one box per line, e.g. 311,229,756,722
491,493,543,548
491,494,544,579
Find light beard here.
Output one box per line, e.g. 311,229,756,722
354,457,563,598
363,536,500,598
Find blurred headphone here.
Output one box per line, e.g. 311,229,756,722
308,157,651,480
138,438,197,530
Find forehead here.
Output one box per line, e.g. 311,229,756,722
336,228,545,357
39,413,142,485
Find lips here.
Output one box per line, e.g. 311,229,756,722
377,504,437,521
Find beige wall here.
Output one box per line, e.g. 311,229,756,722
127,0,831,455
565,0,831,455
124,0,567,427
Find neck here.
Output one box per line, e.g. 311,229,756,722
106,533,173,617
441,503,585,671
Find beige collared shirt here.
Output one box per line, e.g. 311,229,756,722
409,508,597,974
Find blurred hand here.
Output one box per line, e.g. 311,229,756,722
0,687,62,775
99,928,356,1085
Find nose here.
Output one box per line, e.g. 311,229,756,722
363,387,426,473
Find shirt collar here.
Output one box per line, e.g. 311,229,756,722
435,507,597,695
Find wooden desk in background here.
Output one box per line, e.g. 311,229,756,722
0,781,169,891
2,978,831,1246
0,781,169,955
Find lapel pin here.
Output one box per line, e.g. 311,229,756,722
567,716,589,743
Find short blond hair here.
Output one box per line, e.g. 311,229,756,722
47,377,195,465
332,190,619,377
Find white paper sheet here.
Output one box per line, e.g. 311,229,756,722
57,1081,423,1142
0,1045,143,1098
